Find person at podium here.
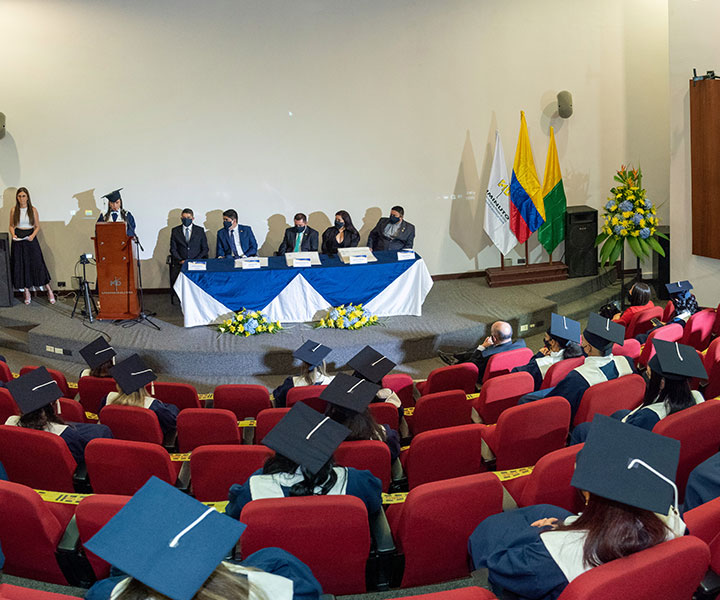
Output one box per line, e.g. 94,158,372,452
321,210,360,255
277,213,319,255
367,205,415,252
96,188,136,238
216,209,257,259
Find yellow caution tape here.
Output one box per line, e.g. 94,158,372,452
491,466,534,481
400,445,410,452
170,453,192,462
85,412,99,420
238,419,257,427
467,393,480,400
68,381,78,389
403,407,415,416
382,492,408,505
34,489,228,512
198,393,214,401
202,500,229,512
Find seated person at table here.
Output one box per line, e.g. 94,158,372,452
84,477,323,600
367,205,415,252
96,188,136,238
216,209,257,259
226,402,382,519
272,341,334,408
438,321,526,383
520,314,636,423
278,213,319,255
101,354,179,435
5,367,113,465
469,415,685,600
321,210,360,255
78,335,116,379
612,282,654,327
170,207,209,284
571,339,706,444
511,313,583,390
321,373,401,461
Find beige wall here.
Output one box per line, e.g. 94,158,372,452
0,0,669,288
668,0,720,306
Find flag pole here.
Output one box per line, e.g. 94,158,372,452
548,250,552,265
500,251,505,270
524,241,529,267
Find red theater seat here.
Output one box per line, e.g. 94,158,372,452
176,408,241,452
335,440,391,492
417,363,479,395
213,384,271,420
190,445,273,502
99,404,164,445
473,371,534,425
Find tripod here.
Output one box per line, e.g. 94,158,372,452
122,235,160,330
71,257,98,322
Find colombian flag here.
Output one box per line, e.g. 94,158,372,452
509,111,545,244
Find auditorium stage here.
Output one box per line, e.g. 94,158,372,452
0,268,618,388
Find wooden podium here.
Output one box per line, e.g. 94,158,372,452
93,222,140,320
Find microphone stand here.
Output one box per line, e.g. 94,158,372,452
122,232,160,330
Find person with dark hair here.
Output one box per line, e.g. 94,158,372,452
225,403,382,519
612,281,654,327
216,209,257,259
170,208,209,290
469,416,685,600
79,336,117,379
272,341,334,408
511,314,584,390
9,187,55,305
666,280,700,325
367,205,415,252
97,189,136,238
321,210,360,255
278,213,319,255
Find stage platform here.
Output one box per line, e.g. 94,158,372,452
0,268,619,388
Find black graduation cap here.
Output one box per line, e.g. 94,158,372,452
583,313,625,350
649,339,707,381
84,476,246,600
262,402,350,475
293,340,331,368
5,367,62,414
320,372,380,413
549,313,581,344
79,336,116,369
347,346,396,383
110,354,156,395
102,188,123,203
571,414,680,514
665,280,693,295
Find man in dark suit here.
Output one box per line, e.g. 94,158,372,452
277,212,319,255
439,321,526,383
367,205,415,252
216,209,258,259
169,208,209,303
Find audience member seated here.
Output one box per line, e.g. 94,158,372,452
5,367,112,464
84,477,323,600
469,415,685,600
225,403,382,519
79,335,117,379
511,313,583,390
612,282,654,327
520,314,636,423
570,339,706,444
637,281,701,343
101,354,179,435
321,373,401,461
272,341,334,408
685,452,720,513
438,321,527,383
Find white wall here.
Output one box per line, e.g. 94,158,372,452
0,0,669,288
668,0,720,306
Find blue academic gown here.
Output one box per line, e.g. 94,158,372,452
216,225,258,258
512,351,567,391
97,211,136,238
684,452,720,513
100,395,179,435
225,466,383,520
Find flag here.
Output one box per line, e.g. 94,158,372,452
537,126,567,255
509,111,545,244
483,131,517,256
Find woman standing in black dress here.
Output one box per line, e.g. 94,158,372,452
9,187,55,305
321,210,360,255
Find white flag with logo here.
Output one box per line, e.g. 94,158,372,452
484,131,517,256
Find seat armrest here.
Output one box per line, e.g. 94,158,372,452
56,515,96,587
175,460,191,493
698,568,720,599
73,462,92,493
369,509,395,555
163,429,178,452
57,515,81,553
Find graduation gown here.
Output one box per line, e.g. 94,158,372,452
512,350,566,390
102,393,179,435
271,373,335,408
684,452,720,512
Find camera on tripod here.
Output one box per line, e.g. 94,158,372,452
79,253,93,265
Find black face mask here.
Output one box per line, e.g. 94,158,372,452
543,338,553,351
335,220,344,229
181,217,192,227
389,215,400,224
296,225,306,233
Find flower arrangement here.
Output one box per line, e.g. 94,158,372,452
595,165,667,264
218,309,282,337
316,304,379,330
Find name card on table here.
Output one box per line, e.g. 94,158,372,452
187,261,207,271
292,257,312,268
397,250,415,261
238,258,261,269
349,254,368,265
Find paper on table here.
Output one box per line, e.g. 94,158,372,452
338,247,377,264
285,251,321,266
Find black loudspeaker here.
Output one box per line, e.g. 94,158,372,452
565,206,598,278
654,226,670,300
0,233,12,306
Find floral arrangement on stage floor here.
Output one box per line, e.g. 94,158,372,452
218,309,282,337
316,304,379,330
595,165,667,264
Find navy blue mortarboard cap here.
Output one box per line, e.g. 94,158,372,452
320,372,380,413
85,476,246,600
6,367,62,414
583,313,625,349
262,402,349,474
102,188,123,203
293,340,331,368
665,280,693,295
549,313,581,344
649,339,707,381
79,336,116,369
347,345,395,383
571,415,680,514
110,353,156,395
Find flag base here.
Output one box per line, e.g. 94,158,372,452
485,262,568,288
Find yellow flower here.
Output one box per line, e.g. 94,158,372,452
611,216,619,226
359,316,367,325
636,208,644,215
639,219,646,228
622,211,632,219
237,324,244,333
615,193,622,199
651,207,657,214
631,230,640,237
338,308,346,316
257,325,266,332
620,229,628,237
620,220,629,228
244,331,250,337
650,227,657,235
327,318,334,327
319,319,325,328
608,204,617,212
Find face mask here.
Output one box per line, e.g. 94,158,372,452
543,338,552,350
181,217,192,227
223,220,232,230
389,215,400,224
296,225,306,233
335,220,344,229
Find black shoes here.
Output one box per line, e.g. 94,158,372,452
438,351,457,366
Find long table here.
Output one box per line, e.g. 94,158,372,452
174,251,434,327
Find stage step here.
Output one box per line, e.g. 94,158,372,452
485,263,569,288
